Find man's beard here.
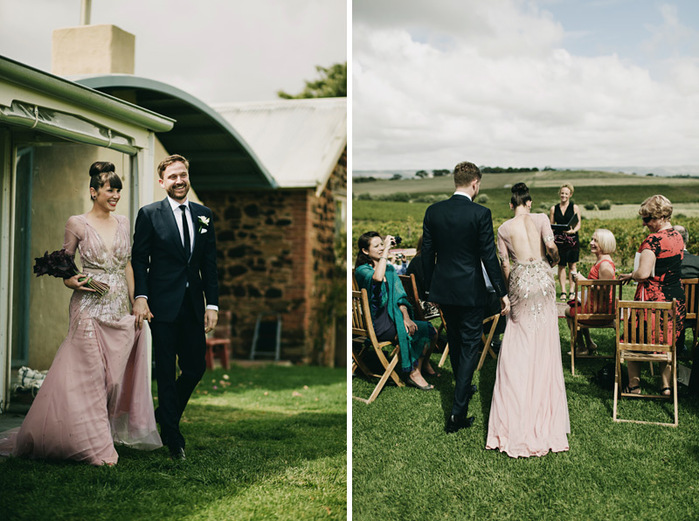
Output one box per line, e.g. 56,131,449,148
167,182,189,201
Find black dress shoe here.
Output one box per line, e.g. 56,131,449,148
169,446,186,461
445,415,474,434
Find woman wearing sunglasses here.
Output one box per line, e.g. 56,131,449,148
618,195,686,396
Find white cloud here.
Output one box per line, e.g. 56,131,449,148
0,0,346,104
353,0,699,170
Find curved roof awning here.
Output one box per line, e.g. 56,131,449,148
76,75,276,190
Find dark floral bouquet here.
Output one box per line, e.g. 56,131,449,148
33,249,109,296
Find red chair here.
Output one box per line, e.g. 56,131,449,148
205,310,231,370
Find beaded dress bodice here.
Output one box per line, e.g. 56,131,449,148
63,214,132,324
497,213,557,328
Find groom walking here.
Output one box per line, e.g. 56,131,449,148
422,161,509,433
132,154,219,460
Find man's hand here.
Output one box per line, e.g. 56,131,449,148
500,295,511,316
205,309,218,334
132,297,153,330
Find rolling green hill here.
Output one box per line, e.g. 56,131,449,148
351,170,699,270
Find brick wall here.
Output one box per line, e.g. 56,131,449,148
197,150,346,362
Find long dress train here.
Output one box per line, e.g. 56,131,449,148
486,213,570,458
0,214,161,465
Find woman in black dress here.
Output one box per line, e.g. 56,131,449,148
549,183,582,301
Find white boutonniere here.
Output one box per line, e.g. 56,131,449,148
198,215,210,234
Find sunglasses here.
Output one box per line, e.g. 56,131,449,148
642,216,653,223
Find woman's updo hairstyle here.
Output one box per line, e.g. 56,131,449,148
511,182,532,208
89,161,122,200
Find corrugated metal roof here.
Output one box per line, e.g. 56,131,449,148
212,97,346,194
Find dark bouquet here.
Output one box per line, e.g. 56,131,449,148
33,249,109,296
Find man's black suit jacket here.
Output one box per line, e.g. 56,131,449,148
681,251,699,280
421,194,506,306
132,198,218,323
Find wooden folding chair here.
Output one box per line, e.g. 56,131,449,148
680,278,699,352
351,269,359,291
436,309,500,371
569,279,623,376
613,299,678,427
351,289,404,404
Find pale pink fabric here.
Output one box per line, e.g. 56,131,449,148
486,213,570,458
0,214,161,465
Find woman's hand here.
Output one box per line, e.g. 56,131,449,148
383,234,395,252
63,273,96,292
403,315,418,336
618,272,633,285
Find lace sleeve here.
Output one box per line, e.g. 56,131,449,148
62,215,84,257
117,214,132,259
540,214,555,243
497,226,509,266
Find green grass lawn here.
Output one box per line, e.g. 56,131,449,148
352,315,699,521
0,364,347,521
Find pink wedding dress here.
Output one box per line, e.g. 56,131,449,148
486,213,570,458
0,214,161,465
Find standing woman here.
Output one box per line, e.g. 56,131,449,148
550,183,582,301
486,183,569,458
0,162,161,466
355,231,438,390
618,195,685,396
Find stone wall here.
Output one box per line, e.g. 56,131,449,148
197,150,346,363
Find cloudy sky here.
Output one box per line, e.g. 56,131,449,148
353,0,699,172
0,0,346,104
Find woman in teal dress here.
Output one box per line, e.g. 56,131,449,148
355,231,437,390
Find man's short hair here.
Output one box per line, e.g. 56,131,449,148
453,162,481,188
157,154,190,178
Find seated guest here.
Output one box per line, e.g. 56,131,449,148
674,225,699,358
406,235,428,300
355,231,439,389
566,229,617,356
674,225,699,279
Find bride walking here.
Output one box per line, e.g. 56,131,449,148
486,183,570,458
0,161,161,465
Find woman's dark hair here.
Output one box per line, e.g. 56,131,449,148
511,182,531,208
89,161,122,200
355,231,381,268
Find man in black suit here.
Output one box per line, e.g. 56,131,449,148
132,154,219,460
674,225,699,279
674,225,699,394
422,161,509,433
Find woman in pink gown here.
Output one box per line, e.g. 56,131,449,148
486,183,570,458
0,162,161,466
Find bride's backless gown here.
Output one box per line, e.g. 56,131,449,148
0,214,161,465
486,212,570,458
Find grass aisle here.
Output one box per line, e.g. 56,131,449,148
0,365,347,521
353,320,699,521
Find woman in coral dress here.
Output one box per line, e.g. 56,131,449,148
486,183,570,458
0,162,161,465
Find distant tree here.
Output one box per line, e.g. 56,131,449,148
646,173,654,176
433,169,450,177
354,176,377,183
415,170,428,178
543,166,556,171
278,62,347,99
389,173,402,181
